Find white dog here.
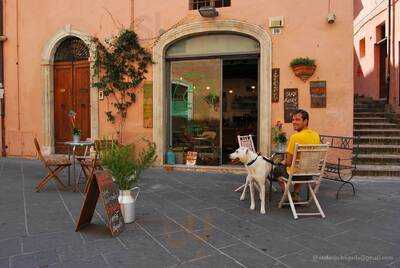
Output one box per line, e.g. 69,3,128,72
230,147,272,214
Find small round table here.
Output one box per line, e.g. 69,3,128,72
64,140,94,192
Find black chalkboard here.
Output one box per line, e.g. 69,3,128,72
284,88,298,123
75,170,124,236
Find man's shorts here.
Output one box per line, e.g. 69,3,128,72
271,164,313,181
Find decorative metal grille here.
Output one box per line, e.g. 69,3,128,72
189,0,231,10
54,37,89,62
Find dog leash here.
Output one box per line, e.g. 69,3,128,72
246,153,284,167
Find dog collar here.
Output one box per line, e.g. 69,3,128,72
246,155,259,166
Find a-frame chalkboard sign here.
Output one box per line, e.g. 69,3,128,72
75,170,125,236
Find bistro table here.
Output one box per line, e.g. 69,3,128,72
64,140,94,192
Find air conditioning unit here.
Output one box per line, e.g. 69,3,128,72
269,16,284,28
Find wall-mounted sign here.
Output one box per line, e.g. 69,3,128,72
143,82,153,128
284,88,298,123
272,68,280,102
310,81,327,108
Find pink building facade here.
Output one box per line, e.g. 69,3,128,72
1,0,353,166
354,0,400,112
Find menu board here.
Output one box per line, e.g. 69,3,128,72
271,68,280,102
143,82,153,128
310,81,327,108
75,170,124,236
284,88,299,123
186,151,198,166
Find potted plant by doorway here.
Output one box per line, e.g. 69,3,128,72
100,140,156,223
272,121,287,152
68,110,81,142
290,57,316,82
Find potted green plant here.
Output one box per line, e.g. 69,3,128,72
290,57,316,82
272,120,287,152
100,140,156,223
203,90,220,110
68,110,81,142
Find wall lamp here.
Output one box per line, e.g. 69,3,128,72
198,6,219,18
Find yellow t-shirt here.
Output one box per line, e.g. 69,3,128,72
286,128,320,173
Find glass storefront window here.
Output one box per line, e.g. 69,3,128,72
170,59,222,166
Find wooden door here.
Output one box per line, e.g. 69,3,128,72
54,60,90,153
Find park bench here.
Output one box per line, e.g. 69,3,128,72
320,135,360,199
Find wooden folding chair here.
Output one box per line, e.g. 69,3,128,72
83,151,99,193
234,135,256,193
278,143,329,219
33,138,71,192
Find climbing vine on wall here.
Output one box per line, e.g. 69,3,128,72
92,29,152,141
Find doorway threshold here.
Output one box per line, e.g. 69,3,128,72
163,164,246,174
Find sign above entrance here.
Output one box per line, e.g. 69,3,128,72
284,88,298,123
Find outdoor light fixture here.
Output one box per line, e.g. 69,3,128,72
229,90,233,94
251,86,256,89
206,86,211,90
198,6,219,18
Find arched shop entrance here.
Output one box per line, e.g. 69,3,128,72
166,33,260,165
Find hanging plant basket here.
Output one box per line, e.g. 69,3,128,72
203,92,220,111
290,57,316,82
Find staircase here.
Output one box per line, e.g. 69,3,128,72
353,97,400,179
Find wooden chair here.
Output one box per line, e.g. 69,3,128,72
234,135,256,192
33,137,71,192
79,139,118,190
83,151,99,193
278,143,329,219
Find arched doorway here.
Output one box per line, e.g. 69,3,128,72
152,20,272,165
53,37,90,153
166,33,260,165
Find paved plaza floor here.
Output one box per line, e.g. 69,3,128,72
0,157,399,268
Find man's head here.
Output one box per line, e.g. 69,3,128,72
292,109,309,131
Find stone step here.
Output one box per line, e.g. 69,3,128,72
354,123,400,130
356,136,400,145
354,129,400,136
354,108,385,113
353,164,400,177
354,117,391,123
354,104,386,109
357,144,400,154
354,154,400,165
353,112,388,118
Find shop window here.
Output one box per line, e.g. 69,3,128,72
359,38,366,58
189,0,231,10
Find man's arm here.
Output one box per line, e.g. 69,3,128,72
283,153,293,167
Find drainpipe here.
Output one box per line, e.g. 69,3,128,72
0,0,6,156
387,0,391,102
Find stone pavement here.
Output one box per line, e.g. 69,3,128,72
0,157,399,268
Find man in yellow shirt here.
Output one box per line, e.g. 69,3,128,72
274,109,320,201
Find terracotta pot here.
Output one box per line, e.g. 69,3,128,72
291,64,316,82
164,165,174,172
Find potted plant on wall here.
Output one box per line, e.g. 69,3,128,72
100,140,156,223
290,57,316,82
68,110,81,142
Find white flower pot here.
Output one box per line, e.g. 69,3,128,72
118,187,140,223
73,134,80,143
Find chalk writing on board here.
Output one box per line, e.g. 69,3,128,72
284,88,298,123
